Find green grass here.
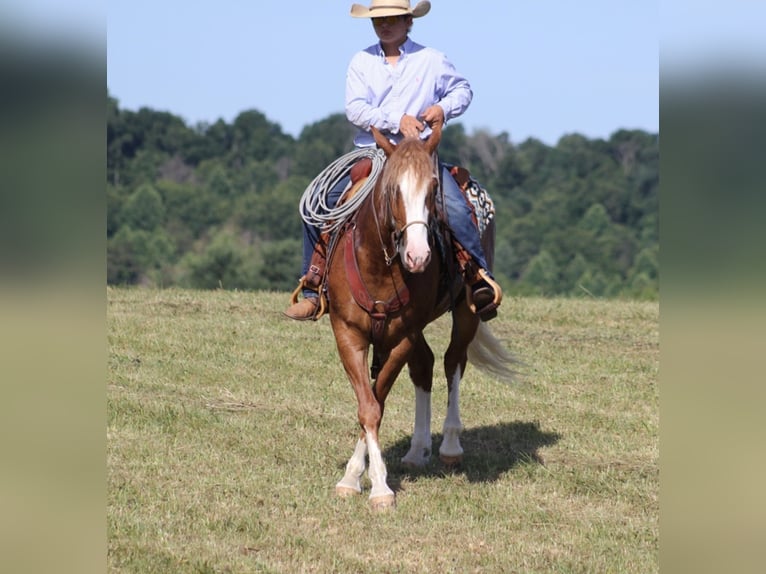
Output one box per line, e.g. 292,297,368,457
108,288,658,573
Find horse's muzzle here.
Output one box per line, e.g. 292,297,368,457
404,249,431,273
397,220,431,273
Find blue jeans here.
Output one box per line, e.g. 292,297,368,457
438,164,490,271
300,164,490,295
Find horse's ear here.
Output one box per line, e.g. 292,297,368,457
372,126,396,157
425,121,442,156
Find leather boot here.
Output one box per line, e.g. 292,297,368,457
284,236,328,321
454,245,502,322
469,269,503,321
468,270,502,322
283,296,319,321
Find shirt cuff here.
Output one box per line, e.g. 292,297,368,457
385,110,404,134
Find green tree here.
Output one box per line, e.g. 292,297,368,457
158,180,228,239
438,123,469,167
107,183,125,238
627,245,659,299
521,250,559,295
227,110,294,169
236,176,307,242
292,139,338,181
297,114,356,156
183,119,232,166
122,183,165,231
491,237,522,287
107,226,176,285
578,203,610,235
252,238,303,292
105,96,658,297
292,114,357,179
576,268,608,297
178,229,257,290
207,165,233,197
563,253,591,294
627,272,657,300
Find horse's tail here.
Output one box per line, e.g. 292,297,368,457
467,322,520,383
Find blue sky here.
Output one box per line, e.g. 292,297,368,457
5,1,766,145
105,0,660,145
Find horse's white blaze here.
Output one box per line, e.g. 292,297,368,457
440,365,464,458
364,427,395,500
402,386,432,466
400,168,431,272
336,438,367,494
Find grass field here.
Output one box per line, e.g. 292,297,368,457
107,287,658,573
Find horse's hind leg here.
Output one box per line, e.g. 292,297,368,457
440,305,480,465
401,334,434,468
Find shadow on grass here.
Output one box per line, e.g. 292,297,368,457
382,420,561,486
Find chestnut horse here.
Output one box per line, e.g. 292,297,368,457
326,122,515,510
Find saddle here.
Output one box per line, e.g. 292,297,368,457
348,159,492,291
300,157,496,323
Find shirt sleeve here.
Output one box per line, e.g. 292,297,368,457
435,54,473,122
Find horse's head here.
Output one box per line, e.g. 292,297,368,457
371,123,442,273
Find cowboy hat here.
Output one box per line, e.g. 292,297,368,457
350,0,431,19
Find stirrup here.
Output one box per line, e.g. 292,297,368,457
465,269,503,320
289,276,327,320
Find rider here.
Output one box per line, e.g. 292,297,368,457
284,0,501,321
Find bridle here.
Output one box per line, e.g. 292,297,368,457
371,160,439,267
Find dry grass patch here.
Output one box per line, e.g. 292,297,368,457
108,288,658,573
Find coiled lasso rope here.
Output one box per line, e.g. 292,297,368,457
299,147,387,234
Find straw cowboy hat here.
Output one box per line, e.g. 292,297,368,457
350,0,431,19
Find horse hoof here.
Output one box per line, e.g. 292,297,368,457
335,485,361,498
401,457,428,469
369,494,396,511
440,454,463,467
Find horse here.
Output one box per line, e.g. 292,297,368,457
325,122,515,510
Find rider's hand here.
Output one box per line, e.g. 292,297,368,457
399,114,426,139
421,105,445,128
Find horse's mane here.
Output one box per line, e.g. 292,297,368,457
379,137,436,201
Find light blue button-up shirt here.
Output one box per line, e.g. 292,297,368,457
345,38,473,148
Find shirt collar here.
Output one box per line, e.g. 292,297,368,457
377,37,413,58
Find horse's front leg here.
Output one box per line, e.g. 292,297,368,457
362,339,414,509
336,434,367,497
363,419,395,510
332,331,372,497
331,326,397,509
336,422,395,509
402,334,434,468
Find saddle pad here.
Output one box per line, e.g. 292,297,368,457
464,179,495,237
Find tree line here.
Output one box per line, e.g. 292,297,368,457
107,93,658,299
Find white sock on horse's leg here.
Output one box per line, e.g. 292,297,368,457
335,437,367,495
364,429,395,503
402,385,432,467
440,366,464,462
